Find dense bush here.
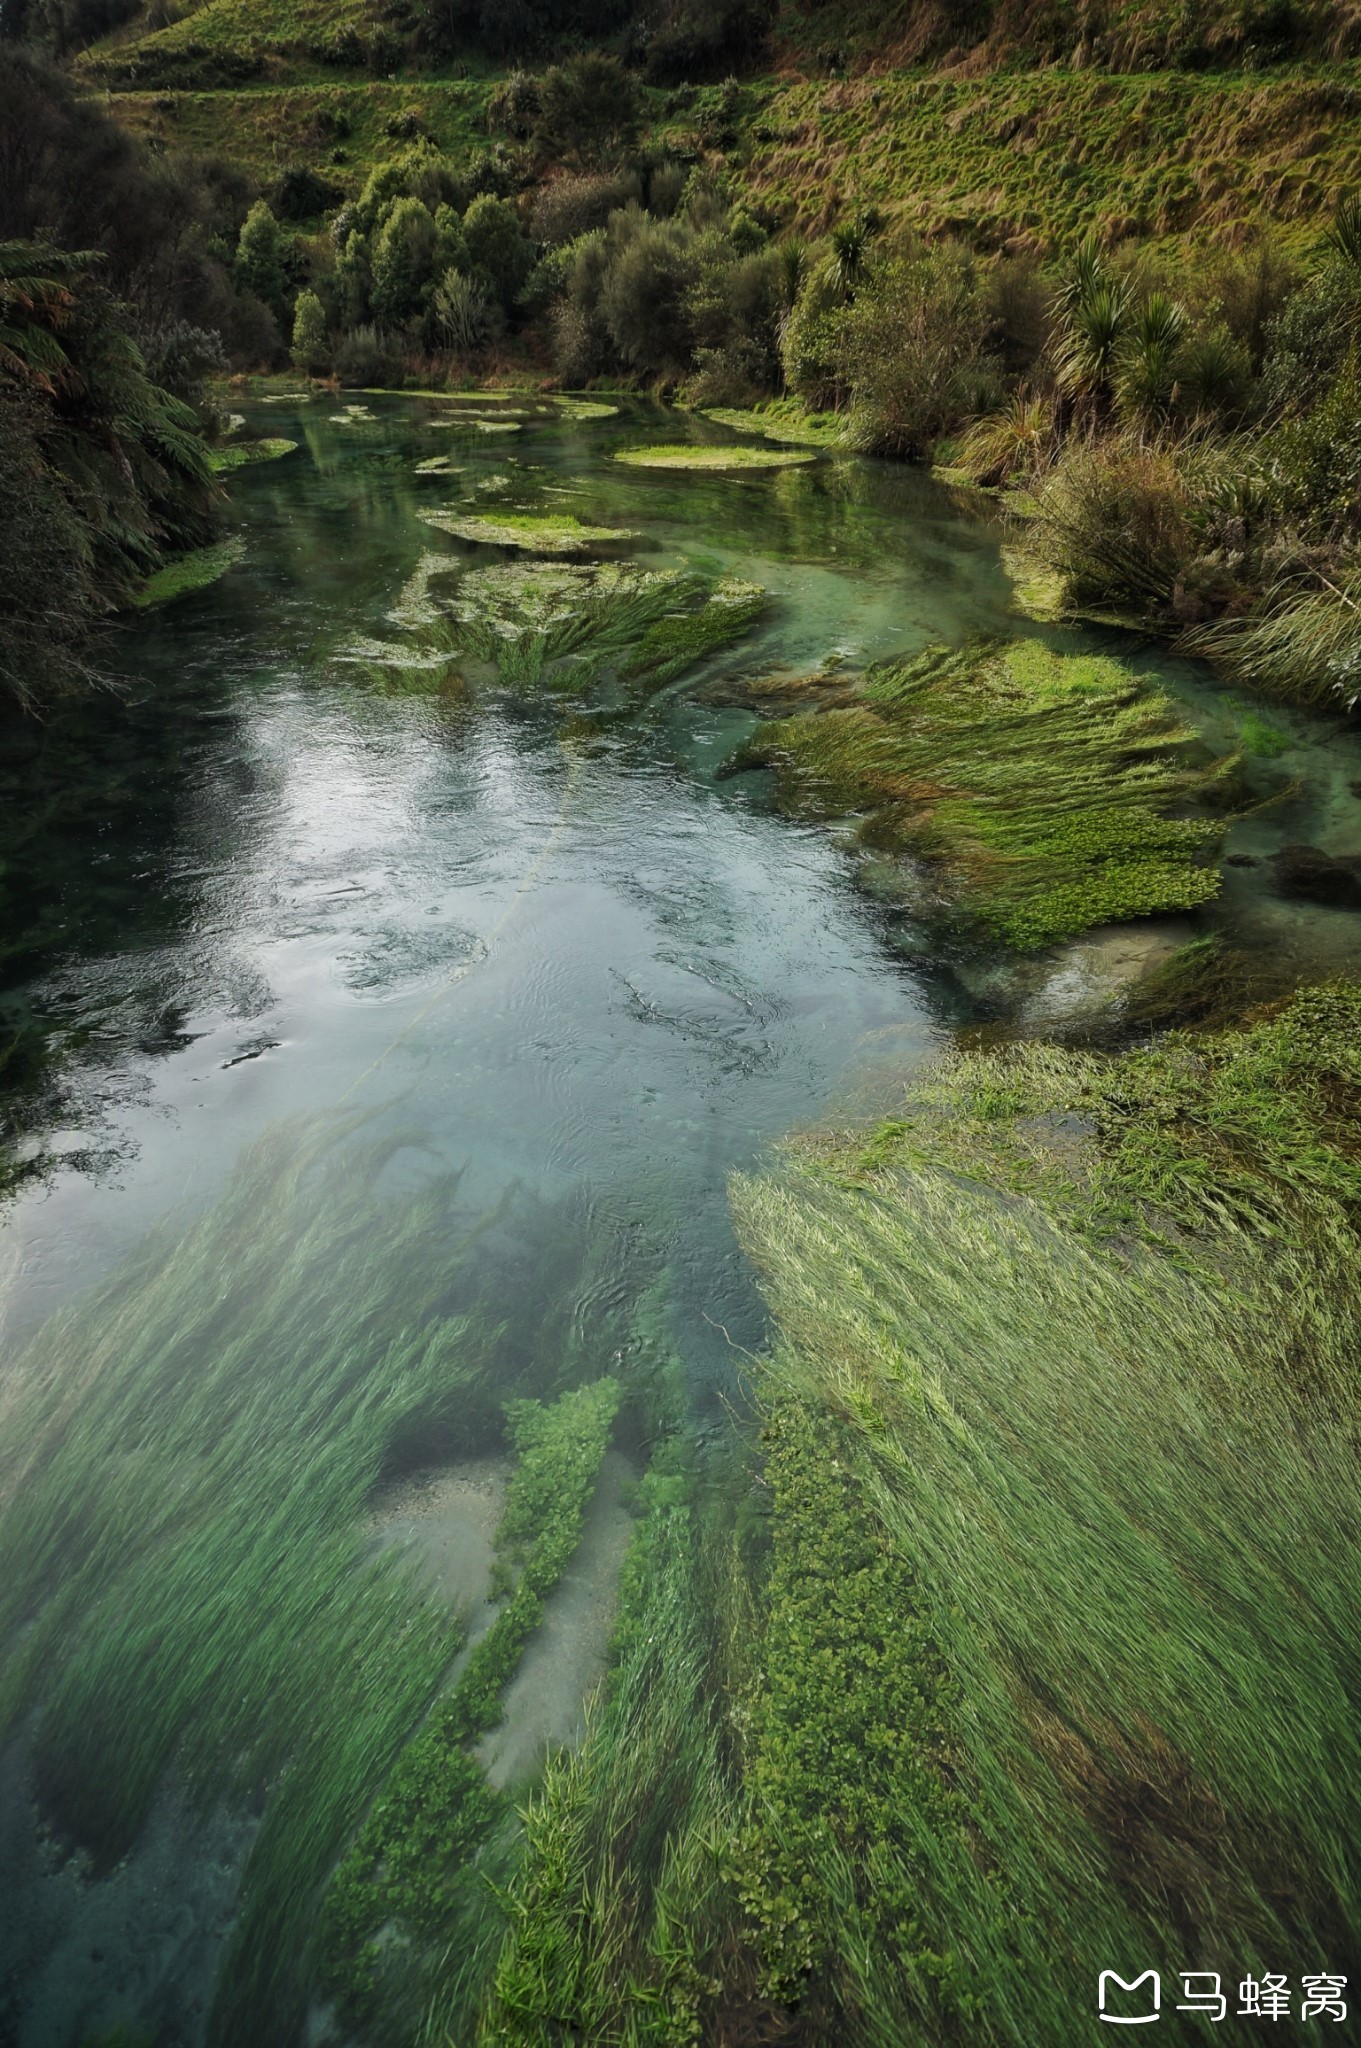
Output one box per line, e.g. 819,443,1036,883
0,240,216,709
839,241,1002,458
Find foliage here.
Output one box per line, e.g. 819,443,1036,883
838,241,1001,460
736,638,1229,950
233,197,287,325
1188,560,1361,707
0,238,216,708
289,286,329,372
533,52,641,170
433,265,494,353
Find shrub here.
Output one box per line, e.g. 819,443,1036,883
842,242,1002,459
233,199,287,323
370,194,437,324
531,171,640,246
431,267,494,354
534,53,641,169
461,192,535,314
1032,435,1196,614
335,323,404,387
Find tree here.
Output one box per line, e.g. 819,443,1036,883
290,289,330,373
370,195,437,324
534,54,641,170
233,199,286,321
462,193,533,315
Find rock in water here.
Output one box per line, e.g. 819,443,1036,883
1271,844,1361,909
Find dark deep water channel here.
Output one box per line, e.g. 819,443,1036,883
5,393,1361,2047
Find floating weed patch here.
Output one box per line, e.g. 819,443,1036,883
415,454,461,475
701,403,845,449
433,416,523,435
132,537,245,608
418,510,641,554
553,396,620,421
614,443,818,471
723,988,1361,2038
207,436,297,474
737,638,1231,951
321,1378,620,2032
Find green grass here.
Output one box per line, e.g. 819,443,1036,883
207,435,297,474
418,511,641,553
615,443,818,471
131,536,246,607
734,637,1231,951
740,68,1361,251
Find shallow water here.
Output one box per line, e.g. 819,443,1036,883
4,393,1361,2046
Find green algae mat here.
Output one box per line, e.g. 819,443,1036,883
615,443,819,471
418,510,640,554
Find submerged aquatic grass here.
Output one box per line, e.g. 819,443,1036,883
718,980,1361,2038
341,558,766,708
700,403,845,449
476,987,1361,2043
323,1378,620,2031
736,638,1232,950
0,1116,571,2046
132,537,246,608
208,436,297,473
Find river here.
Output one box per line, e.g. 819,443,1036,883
2,391,1361,2047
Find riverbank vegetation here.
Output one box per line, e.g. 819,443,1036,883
6,0,1361,713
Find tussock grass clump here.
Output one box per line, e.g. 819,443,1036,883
1189,566,1361,711
723,982,1361,2038
739,638,1230,951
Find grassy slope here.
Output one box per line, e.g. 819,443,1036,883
74,0,1361,250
